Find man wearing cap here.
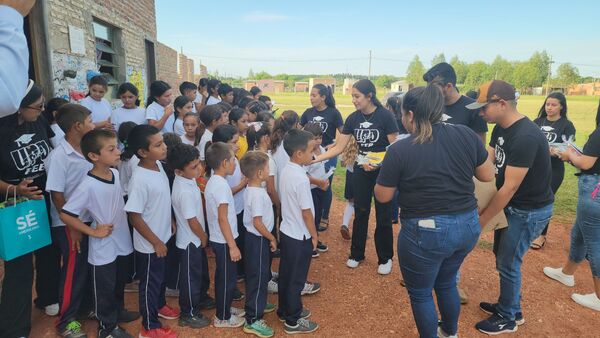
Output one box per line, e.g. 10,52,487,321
470,80,554,335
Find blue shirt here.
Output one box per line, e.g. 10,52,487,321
0,6,28,117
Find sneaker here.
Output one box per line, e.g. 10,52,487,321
117,309,140,323
475,313,517,335
283,318,319,334
271,271,279,279
316,241,328,253
99,326,132,338
124,280,139,293
139,326,177,338
479,302,524,325
268,279,278,294
278,308,311,322
198,296,216,310
312,250,320,258
377,259,392,275
233,288,245,301
243,319,274,338
230,306,246,317
458,286,468,304
165,288,179,298
571,293,600,312
213,315,245,328
437,325,457,338
346,258,360,269
158,305,180,320
178,314,210,328
264,303,276,313
301,282,321,295
340,225,351,240
45,303,59,316
543,267,575,287
61,321,87,338
316,224,327,232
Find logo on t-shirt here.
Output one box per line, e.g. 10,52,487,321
355,121,380,147
311,116,328,132
494,136,506,173
441,114,452,122
10,137,50,174
15,134,35,147
540,126,558,143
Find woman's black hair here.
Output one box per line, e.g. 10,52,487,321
353,79,382,108
118,121,137,160
229,107,246,126
212,124,238,144
537,92,568,120
402,83,445,144
271,110,299,153
207,79,221,96
250,86,262,97
218,83,233,97
20,83,43,109
146,80,171,107
386,95,404,120
217,101,232,113
89,75,108,89
198,78,209,88
313,84,336,108
43,97,69,123
247,100,269,116
122,124,160,160
237,96,254,110
233,88,253,107
199,104,223,128
258,95,271,104
117,82,141,106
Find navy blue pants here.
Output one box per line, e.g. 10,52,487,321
92,255,128,334
165,235,180,290
178,244,205,317
211,241,238,320
136,252,167,330
311,188,325,229
200,249,210,301
236,211,246,279
244,233,272,324
277,233,313,326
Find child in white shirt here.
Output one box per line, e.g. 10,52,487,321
112,82,146,132
42,97,68,147
80,75,112,129
172,96,193,136
145,80,175,134
198,104,226,162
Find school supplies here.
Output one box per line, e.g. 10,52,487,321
474,178,508,233
356,151,386,167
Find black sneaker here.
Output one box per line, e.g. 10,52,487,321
312,250,320,258
475,313,517,335
198,295,216,310
99,326,132,338
178,314,210,328
316,241,328,253
117,309,140,323
233,287,245,301
479,302,525,325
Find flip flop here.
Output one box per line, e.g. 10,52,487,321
530,237,546,250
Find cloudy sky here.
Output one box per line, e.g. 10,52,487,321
156,0,600,77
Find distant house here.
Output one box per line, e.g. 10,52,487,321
391,80,412,92
244,79,285,93
309,78,336,92
342,78,357,95
294,81,309,92
568,82,600,96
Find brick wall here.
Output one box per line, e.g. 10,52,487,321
156,42,179,89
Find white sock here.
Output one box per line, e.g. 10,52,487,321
342,201,354,226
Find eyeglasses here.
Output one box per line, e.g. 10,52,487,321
26,101,45,111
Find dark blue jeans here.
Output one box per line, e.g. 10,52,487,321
321,156,337,220
399,209,480,338
495,203,553,320
569,174,600,277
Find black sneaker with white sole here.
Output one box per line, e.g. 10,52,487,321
479,302,525,325
316,241,328,253
475,313,517,335
233,287,245,301
312,250,319,258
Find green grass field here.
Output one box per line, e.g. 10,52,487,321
269,92,600,221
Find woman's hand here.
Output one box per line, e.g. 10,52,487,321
15,179,43,200
362,163,378,172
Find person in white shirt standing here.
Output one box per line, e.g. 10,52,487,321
111,82,146,133
61,129,137,338
145,80,175,134
205,79,222,106
80,75,113,130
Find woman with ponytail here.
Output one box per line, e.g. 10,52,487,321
373,83,494,338
145,80,175,133
301,84,344,230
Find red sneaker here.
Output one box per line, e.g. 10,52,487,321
158,305,180,320
139,326,178,338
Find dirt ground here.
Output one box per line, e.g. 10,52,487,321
15,196,599,337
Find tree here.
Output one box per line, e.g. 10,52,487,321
431,53,446,67
528,50,551,87
405,55,426,86
554,63,581,88
464,61,491,91
254,71,272,80
512,61,538,91
449,55,468,84
375,75,397,89
489,55,514,83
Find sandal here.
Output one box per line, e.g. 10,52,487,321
530,236,546,250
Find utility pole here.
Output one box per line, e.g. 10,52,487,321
546,56,554,95
368,50,372,80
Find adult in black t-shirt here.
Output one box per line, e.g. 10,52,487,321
531,92,576,248
314,79,398,274
544,108,600,313
300,84,344,228
471,80,554,334
0,83,60,338
374,84,494,338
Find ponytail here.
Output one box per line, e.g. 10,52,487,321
146,80,171,107
271,110,299,153
313,84,336,108
402,83,444,144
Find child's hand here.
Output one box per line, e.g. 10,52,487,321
229,245,241,262
93,224,113,238
319,179,330,191
311,237,318,251
269,238,278,252
69,227,83,253
199,232,209,248
164,104,175,117
153,241,168,257
239,177,249,188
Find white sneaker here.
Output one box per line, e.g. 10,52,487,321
268,279,278,294
301,282,321,295
437,326,458,338
271,271,279,279
44,303,59,316
230,307,246,317
378,259,393,275
571,293,600,312
214,314,245,328
543,267,575,287
346,259,360,268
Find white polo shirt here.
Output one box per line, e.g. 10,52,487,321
205,174,238,244
145,101,175,134
124,161,172,253
199,130,213,161
279,162,314,240
117,155,139,196
173,118,185,136
304,147,326,189
111,106,147,132
226,158,246,215
49,123,65,148
62,169,133,265
273,143,289,195
172,175,205,249
243,187,274,237
45,141,93,227
206,96,221,106
80,96,112,124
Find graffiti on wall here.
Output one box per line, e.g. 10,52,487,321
126,66,146,107
51,52,97,101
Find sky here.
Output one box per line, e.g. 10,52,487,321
155,0,600,78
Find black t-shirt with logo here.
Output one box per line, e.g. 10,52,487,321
342,106,399,153
301,106,344,147
533,116,576,167
444,95,488,133
377,123,488,218
489,117,554,209
0,113,54,192
581,126,600,175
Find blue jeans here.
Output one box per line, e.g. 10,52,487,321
321,156,337,220
569,175,600,278
495,203,553,320
399,209,480,338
